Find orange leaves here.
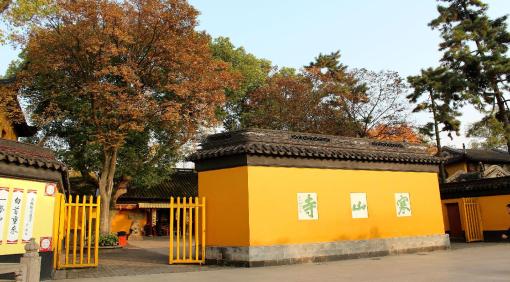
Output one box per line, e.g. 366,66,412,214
17,0,234,149
368,124,423,144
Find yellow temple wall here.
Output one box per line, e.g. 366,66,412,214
110,209,147,234
443,195,510,232
247,167,444,246
445,162,468,177
0,177,57,255
198,166,250,246
0,111,17,140
199,166,445,247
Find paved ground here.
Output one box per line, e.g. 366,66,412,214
57,242,510,282
58,237,223,279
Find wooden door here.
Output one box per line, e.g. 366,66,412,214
446,203,463,239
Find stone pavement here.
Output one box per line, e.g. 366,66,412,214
57,242,510,282
56,237,224,280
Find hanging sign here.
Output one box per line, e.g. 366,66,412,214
297,192,318,220
45,183,57,196
350,192,368,218
395,192,412,217
40,237,52,252
7,188,24,244
0,187,9,244
22,190,38,242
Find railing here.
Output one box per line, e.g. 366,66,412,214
169,197,206,264
54,194,101,269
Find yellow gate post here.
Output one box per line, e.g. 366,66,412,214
54,195,101,269
169,197,206,264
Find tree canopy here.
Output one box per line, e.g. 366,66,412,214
210,36,272,130
407,67,464,151
430,0,510,151
8,0,234,233
243,51,365,136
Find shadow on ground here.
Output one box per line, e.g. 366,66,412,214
57,237,224,280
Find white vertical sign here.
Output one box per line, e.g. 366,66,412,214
7,189,24,244
395,192,412,217
22,190,37,242
297,192,318,220
350,193,368,218
0,188,9,244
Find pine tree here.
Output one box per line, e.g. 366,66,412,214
430,0,510,152
407,67,464,152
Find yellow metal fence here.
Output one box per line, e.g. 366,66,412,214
53,194,101,269
462,198,484,243
169,197,206,264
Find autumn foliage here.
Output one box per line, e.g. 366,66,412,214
13,0,234,233
368,124,423,144
244,52,366,136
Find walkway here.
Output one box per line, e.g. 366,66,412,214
57,237,222,279
58,242,510,281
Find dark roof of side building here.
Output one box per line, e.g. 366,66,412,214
0,138,69,193
442,147,510,164
440,176,510,199
117,169,197,203
0,138,67,171
189,128,440,165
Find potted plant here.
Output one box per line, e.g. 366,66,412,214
117,231,127,247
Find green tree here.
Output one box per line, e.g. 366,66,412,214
407,67,464,152
467,115,507,149
0,0,57,43
210,37,272,130
430,0,510,152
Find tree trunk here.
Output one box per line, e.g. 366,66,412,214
429,91,442,152
492,82,510,153
98,147,118,234
429,90,446,183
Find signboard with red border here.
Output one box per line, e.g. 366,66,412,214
7,188,24,244
0,187,9,244
45,183,57,196
39,237,52,252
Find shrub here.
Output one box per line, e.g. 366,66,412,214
98,234,119,247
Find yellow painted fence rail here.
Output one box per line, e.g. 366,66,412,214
169,197,206,264
54,194,101,269
462,198,484,243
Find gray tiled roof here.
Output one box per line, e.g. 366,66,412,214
0,139,67,171
189,128,441,165
117,169,197,203
443,147,510,164
440,176,510,199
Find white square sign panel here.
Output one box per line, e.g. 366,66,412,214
395,192,412,217
350,193,368,218
297,193,318,220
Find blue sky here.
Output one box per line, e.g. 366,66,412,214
1,0,509,147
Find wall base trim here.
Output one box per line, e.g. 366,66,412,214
206,234,450,267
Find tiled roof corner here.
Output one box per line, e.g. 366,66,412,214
0,139,67,171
